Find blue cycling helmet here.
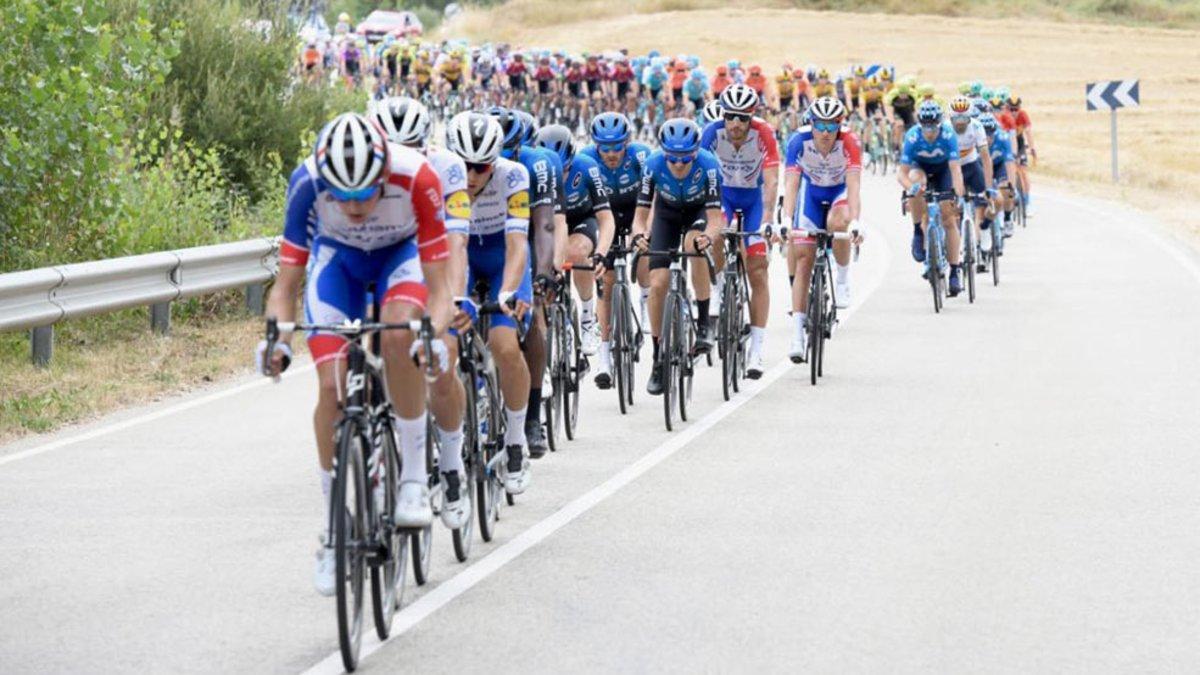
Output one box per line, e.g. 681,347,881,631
536,124,575,165
648,49,660,59
979,113,998,135
687,55,700,68
516,110,538,146
658,118,701,154
590,112,630,144
690,68,705,81
487,106,523,150
727,59,740,70
917,100,943,125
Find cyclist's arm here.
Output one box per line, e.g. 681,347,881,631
266,264,304,345
980,144,994,189
502,231,529,293
845,170,862,222
949,160,965,198
759,123,781,217
587,164,615,257
413,165,454,333
445,233,469,298
781,171,799,226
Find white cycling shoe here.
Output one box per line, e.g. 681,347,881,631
835,281,851,309
314,537,337,597
393,481,433,528
639,297,650,333
504,445,531,495
789,331,809,364
581,320,600,356
981,228,993,253
746,346,765,380
439,471,470,530
594,343,613,389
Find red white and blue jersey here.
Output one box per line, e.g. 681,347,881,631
281,142,449,266
784,126,862,187
699,117,780,192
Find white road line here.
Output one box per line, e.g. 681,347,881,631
301,221,892,674
0,364,316,469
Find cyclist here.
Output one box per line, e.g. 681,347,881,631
631,119,724,394
261,113,454,594
700,83,780,379
370,97,474,529
437,50,467,102
580,112,652,388
505,52,530,105
610,55,637,115
537,125,614,358
885,81,917,153
948,95,994,270
412,50,434,98
744,64,768,106
533,56,558,117
711,64,732,98
669,57,691,109
849,65,866,114
780,97,861,361
1000,95,1036,215
899,100,966,295
445,112,534,494
495,109,567,458
813,69,835,99
683,68,709,118
980,113,1019,241
774,65,797,129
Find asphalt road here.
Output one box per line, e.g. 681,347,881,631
3,176,1199,673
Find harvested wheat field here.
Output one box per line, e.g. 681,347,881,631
450,3,1200,242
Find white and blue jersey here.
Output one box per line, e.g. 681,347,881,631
464,157,533,330
700,117,780,250
784,126,862,234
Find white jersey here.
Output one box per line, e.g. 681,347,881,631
425,145,470,235
955,119,988,165
467,157,530,238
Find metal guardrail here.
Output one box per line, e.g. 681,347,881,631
0,238,279,366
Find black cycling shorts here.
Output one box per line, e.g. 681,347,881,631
569,215,599,250
648,206,706,271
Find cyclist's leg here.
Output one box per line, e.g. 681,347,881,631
740,194,770,330
907,166,929,232
647,208,684,342
568,218,598,309
926,163,961,266
484,270,534,447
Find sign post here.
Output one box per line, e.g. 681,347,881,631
1086,79,1140,183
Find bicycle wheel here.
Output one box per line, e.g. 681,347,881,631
964,218,977,304
661,295,677,432
623,289,638,408
543,306,560,453
809,268,823,386
563,304,582,440
476,365,502,542
927,224,942,314
451,368,475,562
370,417,407,641
612,286,628,415
991,219,1002,287
677,299,693,422
333,422,368,672
719,277,735,402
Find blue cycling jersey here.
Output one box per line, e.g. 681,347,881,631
683,79,706,101
988,130,1015,165
900,122,959,166
561,153,611,225
637,149,722,211
506,144,563,214
643,70,667,90
578,142,651,215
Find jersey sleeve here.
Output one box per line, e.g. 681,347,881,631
526,154,555,210
701,154,722,209
699,122,718,153
440,156,470,236
899,129,916,166
585,160,611,212
505,164,531,235
942,129,961,162
785,134,803,175
753,120,781,169
281,164,317,267
637,156,657,208
411,163,449,263
841,132,863,172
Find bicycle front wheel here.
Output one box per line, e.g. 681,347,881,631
334,422,368,672
927,224,942,314
612,284,629,415
719,278,736,402
809,268,824,386
451,367,476,562
563,306,581,441
964,219,977,304
661,295,677,432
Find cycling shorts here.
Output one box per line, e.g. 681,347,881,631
304,236,426,364
992,158,1008,184
865,101,882,118
537,79,551,95
587,79,602,95
792,179,848,240
616,81,630,98
467,232,533,331
648,206,707,271
569,215,598,249
720,187,767,257
508,75,526,91
568,82,583,99
780,96,793,110
913,160,953,194
961,159,988,205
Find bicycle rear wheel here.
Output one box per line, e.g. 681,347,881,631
334,422,368,672
719,278,736,402
991,219,1002,287
563,306,582,440
543,306,560,453
927,224,942,314
370,417,407,641
964,219,977,304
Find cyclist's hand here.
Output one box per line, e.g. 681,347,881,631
907,183,923,197
410,338,449,375
255,339,292,378
632,232,649,253
847,221,864,245
592,253,608,279
693,234,712,253
452,297,477,332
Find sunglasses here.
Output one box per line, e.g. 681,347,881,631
723,112,752,123
465,161,493,174
919,122,941,130
597,142,626,153
665,152,696,164
812,121,840,133
329,183,382,203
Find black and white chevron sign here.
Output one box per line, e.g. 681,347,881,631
1086,80,1140,111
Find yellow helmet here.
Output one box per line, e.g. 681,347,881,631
338,12,350,22
917,84,935,97
867,75,880,86
854,65,866,77
880,69,893,81
817,68,830,80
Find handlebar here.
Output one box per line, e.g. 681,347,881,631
630,248,717,284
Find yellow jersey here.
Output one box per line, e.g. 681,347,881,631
438,60,465,82
774,74,795,98
413,60,432,84
813,81,835,98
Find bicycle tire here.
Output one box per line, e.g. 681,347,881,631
964,217,977,304
543,305,560,453
563,303,581,440
719,277,735,402
927,222,942,314
476,365,502,542
451,367,475,562
370,417,407,641
809,266,823,386
991,220,1002,287
612,284,629,415
661,294,676,432
334,422,368,672
678,298,693,422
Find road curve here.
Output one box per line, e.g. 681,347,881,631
2,176,1199,673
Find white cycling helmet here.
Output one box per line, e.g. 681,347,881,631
807,96,847,122
372,96,431,146
719,83,758,114
446,111,503,164
315,112,388,192
702,99,723,124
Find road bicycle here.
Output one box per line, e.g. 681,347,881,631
717,212,754,400
604,235,645,414
797,229,859,385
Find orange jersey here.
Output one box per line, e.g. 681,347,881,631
712,74,731,95
669,66,690,90
745,74,767,95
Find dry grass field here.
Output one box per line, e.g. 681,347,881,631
450,2,1200,241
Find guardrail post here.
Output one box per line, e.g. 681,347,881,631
150,302,171,335
245,282,265,315
32,325,53,367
